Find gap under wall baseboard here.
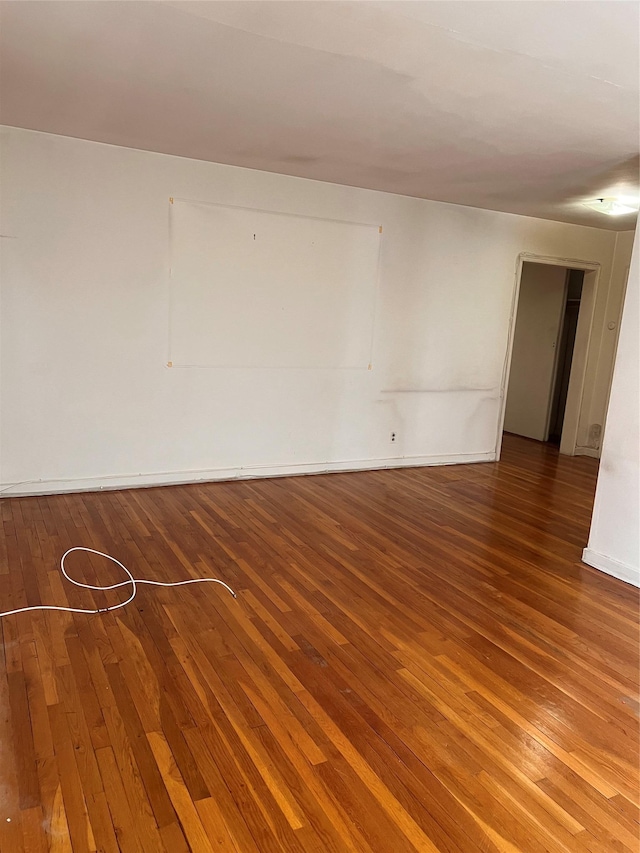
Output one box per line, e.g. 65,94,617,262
582,548,639,588
0,451,495,498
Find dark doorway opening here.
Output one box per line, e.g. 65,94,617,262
548,270,583,445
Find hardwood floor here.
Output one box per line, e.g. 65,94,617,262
1,434,638,852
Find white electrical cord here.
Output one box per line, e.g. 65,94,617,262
0,546,236,618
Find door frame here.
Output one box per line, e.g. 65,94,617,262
495,253,601,460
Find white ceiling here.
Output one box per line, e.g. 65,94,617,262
1,1,638,229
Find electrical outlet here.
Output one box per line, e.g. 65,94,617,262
390,431,397,443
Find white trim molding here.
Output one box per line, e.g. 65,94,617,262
0,450,496,498
574,446,600,459
582,548,639,588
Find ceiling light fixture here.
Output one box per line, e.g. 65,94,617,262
582,196,640,216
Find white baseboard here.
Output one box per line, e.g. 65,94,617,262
574,446,600,459
0,450,496,498
582,548,639,588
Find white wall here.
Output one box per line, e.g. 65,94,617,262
0,127,630,494
584,229,636,453
583,228,639,586
504,263,567,441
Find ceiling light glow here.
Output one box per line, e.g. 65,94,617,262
582,196,640,216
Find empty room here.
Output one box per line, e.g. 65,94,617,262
1,2,639,852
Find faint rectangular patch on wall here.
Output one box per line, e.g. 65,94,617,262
168,198,381,369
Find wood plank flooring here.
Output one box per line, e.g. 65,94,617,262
1,434,638,852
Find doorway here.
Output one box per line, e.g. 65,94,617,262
497,254,600,459
548,270,583,445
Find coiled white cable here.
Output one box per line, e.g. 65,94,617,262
0,546,237,618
